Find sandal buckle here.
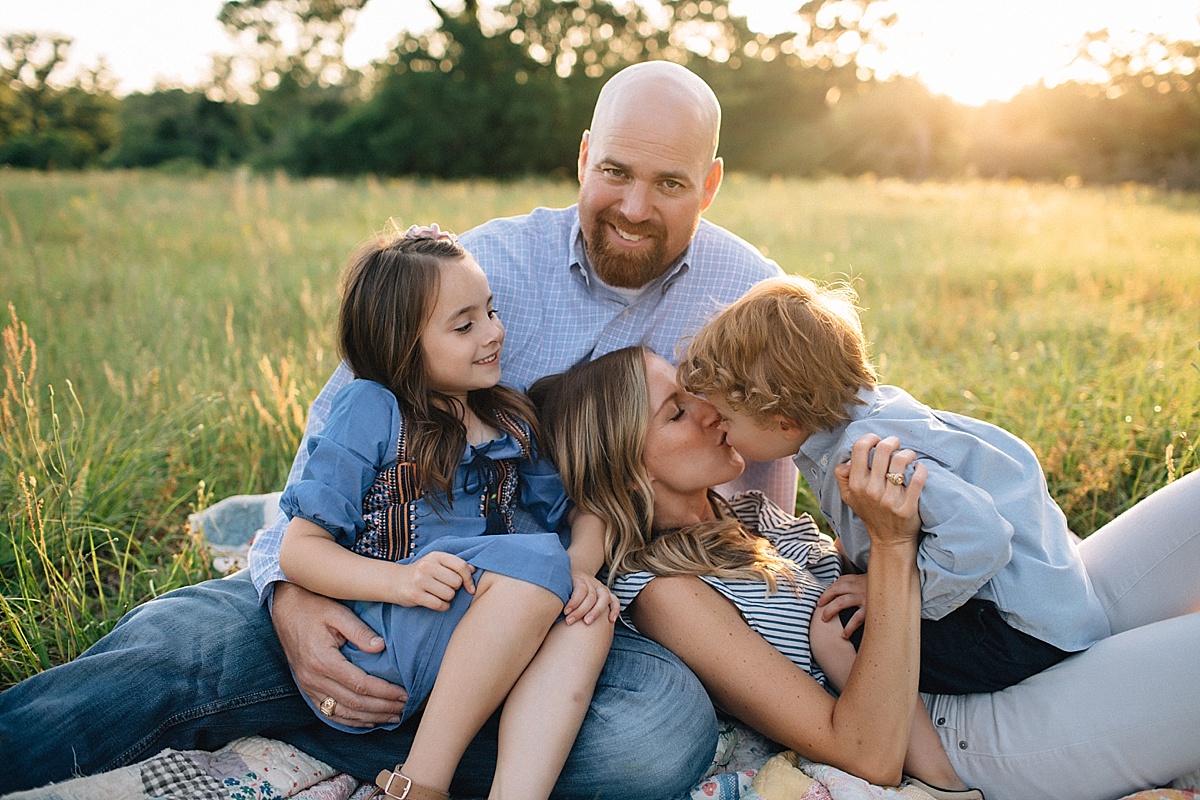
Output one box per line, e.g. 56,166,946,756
381,769,412,799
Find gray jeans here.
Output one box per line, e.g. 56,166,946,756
932,467,1200,800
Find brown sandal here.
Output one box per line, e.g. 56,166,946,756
369,765,451,800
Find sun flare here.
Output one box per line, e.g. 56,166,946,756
734,0,1200,106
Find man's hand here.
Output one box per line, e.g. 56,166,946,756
272,581,408,728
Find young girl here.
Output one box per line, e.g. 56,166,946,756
678,276,1110,700
278,223,617,800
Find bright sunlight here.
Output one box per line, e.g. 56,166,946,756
2,0,1199,104
733,0,1200,105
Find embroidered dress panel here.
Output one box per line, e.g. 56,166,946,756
357,406,533,562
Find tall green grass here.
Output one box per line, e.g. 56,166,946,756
1,170,1197,687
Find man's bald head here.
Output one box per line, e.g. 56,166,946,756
576,62,725,289
590,61,722,161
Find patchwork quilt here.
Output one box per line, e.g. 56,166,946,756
4,723,1197,800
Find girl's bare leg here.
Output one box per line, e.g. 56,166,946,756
401,572,562,792
490,617,614,799
809,609,966,790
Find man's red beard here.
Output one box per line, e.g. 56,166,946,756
584,209,671,289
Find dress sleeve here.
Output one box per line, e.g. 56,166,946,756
278,380,399,548
516,440,573,533
248,360,355,601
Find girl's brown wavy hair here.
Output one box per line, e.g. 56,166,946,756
339,224,537,505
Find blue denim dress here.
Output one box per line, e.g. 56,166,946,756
279,379,574,731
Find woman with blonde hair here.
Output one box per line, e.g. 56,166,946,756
530,346,944,790
530,345,1200,800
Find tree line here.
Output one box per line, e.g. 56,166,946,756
3,0,1199,189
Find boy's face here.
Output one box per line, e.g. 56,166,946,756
708,396,807,463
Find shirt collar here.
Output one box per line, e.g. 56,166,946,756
796,386,877,464
568,210,694,299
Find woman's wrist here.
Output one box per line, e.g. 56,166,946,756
865,538,919,564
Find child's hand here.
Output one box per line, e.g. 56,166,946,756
817,574,868,638
394,552,476,611
564,571,620,626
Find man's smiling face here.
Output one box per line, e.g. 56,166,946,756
575,73,721,289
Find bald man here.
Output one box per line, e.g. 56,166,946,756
1,62,793,798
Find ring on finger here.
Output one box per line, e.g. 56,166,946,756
319,696,337,717
885,471,906,486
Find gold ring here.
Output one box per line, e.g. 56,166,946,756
885,472,906,486
319,696,337,717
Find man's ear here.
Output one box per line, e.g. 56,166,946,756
699,157,723,212
577,131,591,185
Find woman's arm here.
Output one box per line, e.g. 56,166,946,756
633,434,925,786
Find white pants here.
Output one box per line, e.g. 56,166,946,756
930,468,1200,800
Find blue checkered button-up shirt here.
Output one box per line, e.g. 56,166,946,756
250,205,793,599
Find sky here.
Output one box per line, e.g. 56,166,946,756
1,0,1198,106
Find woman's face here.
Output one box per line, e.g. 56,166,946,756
642,352,745,499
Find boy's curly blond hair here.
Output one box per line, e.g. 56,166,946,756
678,276,877,433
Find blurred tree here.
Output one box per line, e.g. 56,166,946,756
219,0,369,92
0,33,117,168
1076,28,1200,89
962,28,1200,189
2,33,72,132
109,89,254,169
214,0,369,172
694,51,857,176
819,78,966,179
303,1,571,176
295,0,888,177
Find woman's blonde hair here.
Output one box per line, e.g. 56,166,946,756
530,346,797,593
679,276,876,433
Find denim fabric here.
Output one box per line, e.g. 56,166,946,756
0,571,717,798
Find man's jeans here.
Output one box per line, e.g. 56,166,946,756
0,571,718,797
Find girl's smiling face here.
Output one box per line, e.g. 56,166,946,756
420,255,504,402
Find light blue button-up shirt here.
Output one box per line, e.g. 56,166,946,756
794,385,1110,652
250,205,791,600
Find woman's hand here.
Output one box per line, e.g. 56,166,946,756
817,573,868,638
393,551,476,610
834,434,926,551
564,570,620,625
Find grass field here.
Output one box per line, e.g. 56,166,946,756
1,170,1198,687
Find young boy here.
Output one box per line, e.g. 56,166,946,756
679,275,1109,694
